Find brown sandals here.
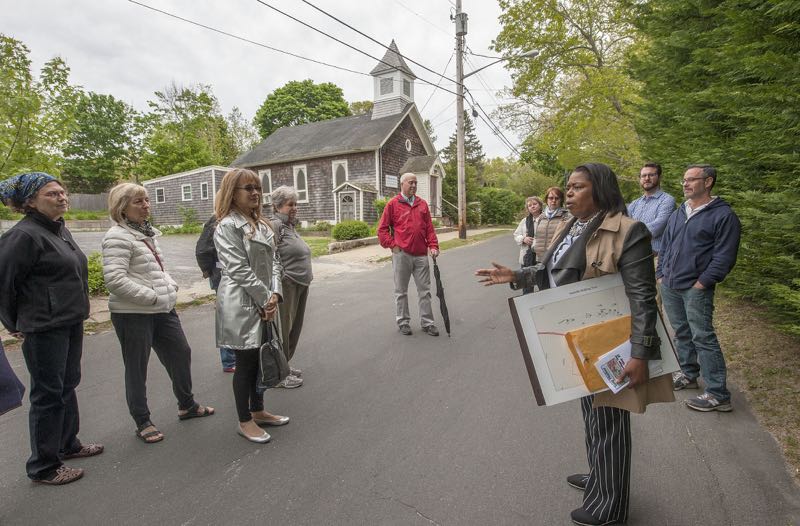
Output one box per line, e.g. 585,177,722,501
62,443,104,459
34,465,84,485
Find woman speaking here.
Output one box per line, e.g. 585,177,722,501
476,163,673,526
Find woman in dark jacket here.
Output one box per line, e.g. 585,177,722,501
477,163,673,526
0,172,103,485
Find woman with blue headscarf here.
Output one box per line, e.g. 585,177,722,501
0,172,103,486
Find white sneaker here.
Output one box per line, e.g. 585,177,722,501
290,366,302,377
276,374,303,389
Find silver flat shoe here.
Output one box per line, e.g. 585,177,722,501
237,426,271,443
253,415,290,427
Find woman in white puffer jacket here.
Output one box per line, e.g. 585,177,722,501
102,183,214,445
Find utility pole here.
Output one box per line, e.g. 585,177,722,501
454,0,467,239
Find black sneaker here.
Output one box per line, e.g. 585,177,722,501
421,325,439,337
567,473,589,491
570,507,621,525
399,324,412,335
673,372,699,391
685,392,732,412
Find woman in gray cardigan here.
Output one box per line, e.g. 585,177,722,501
269,186,313,389
214,169,289,444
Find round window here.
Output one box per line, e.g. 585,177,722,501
405,139,412,152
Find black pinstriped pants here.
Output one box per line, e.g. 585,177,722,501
580,395,631,523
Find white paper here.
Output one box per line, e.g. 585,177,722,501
595,341,633,394
509,273,681,406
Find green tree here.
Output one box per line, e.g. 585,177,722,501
348,100,373,115
254,79,351,139
226,106,260,156
628,0,800,331
439,112,486,221
494,0,642,177
62,92,139,192
482,157,559,199
0,35,81,178
439,111,485,171
139,83,237,180
423,118,437,144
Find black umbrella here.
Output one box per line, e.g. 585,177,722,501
432,255,451,337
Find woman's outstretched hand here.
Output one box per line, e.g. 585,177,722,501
475,262,515,286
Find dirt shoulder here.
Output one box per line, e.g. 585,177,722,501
716,292,800,481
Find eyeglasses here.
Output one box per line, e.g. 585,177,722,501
236,185,262,193
680,176,707,185
42,190,68,198
639,173,658,179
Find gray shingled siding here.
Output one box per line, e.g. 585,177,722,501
143,168,219,226
380,116,427,197
255,151,375,225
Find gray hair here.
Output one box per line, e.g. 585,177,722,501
108,182,147,223
400,172,417,184
271,185,299,211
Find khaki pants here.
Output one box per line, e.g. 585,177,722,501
278,277,310,362
392,249,434,328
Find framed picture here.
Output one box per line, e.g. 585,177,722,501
508,273,679,406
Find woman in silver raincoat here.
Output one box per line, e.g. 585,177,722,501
214,168,290,444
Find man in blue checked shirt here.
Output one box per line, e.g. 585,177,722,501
627,163,676,255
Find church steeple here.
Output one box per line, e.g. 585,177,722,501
370,40,416,120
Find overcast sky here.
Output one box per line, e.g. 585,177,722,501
4,0,521,159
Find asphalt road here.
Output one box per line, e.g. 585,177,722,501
1,236,799,525
73,231,204,288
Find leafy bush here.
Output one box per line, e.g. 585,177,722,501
373,197,390,219
476,187,524,224
161,206,203,234
0,203,20,220
332,220,371,241
64,209,107,220
87,252,108,296
723,190,800,334
178,206,200,227
160,223,203,235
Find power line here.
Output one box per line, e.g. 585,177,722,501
464,88,519,155
297,0,459,86
427,100,456,123
391,0,452,36
127,0,370,78
420,52,454,112
468,93,520,156
253,0,459,96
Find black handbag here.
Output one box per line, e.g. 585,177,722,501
258,321,290,389
522,247,537,268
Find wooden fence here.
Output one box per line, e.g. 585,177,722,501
69,193,108,211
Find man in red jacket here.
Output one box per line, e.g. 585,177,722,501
378,173,440,336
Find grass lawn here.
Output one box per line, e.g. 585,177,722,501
715,292,800,482
303,236,332,258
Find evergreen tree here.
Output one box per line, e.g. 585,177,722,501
440,111,485,171
629,0,800,332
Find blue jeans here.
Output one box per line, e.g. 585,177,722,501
220,348,236,369
210,278,236,370
660,283,729,400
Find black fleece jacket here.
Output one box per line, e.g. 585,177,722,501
0,212,89,333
